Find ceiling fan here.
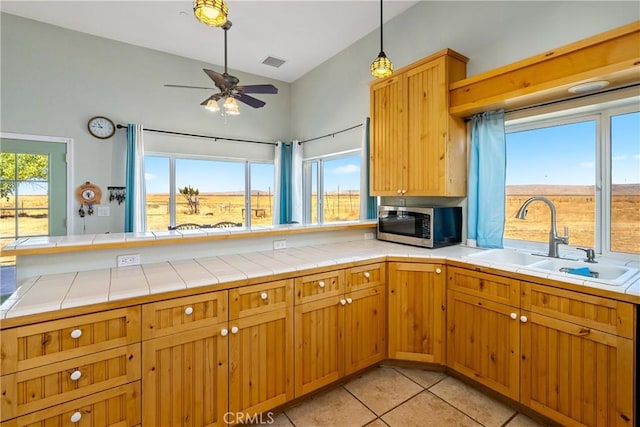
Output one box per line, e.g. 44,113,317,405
165,21,278,112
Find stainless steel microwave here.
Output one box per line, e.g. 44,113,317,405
377,206,462,248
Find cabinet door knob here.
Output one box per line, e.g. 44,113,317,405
231,326,239,334
435,268,442,274
184,306,194,315
340,299,347,305
70,370,82,381
70,411,82,423
397,189,402,194
346,297,353,304
220,328,229,337
510,313,517,320
260,292,268,300
318,281,325,288
70,329,82,339
401,189,407,194
363,271,370,279
520,315,528,323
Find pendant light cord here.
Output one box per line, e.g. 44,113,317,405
379,0,384,52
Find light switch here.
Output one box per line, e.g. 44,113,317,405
97,206,110,217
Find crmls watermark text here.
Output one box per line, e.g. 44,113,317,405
223,412,275,425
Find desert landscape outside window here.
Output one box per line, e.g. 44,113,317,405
504,105,639,255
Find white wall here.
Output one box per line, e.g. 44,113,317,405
292,1,640,158
0,13,290,234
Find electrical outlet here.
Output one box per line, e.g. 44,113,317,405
364,232,375,240
117,254,140,267
97,206,110,217
273,239,287,250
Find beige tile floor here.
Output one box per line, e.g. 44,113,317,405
267,366,550,427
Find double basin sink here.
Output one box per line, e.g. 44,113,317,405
465,249,638,286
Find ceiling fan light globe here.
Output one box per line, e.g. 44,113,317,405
371,53,393,78
194,0,228,27
223,97,240,115
205,99,220,112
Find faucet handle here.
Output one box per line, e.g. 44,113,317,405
577,247,597,263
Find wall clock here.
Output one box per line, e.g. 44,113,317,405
87,116,115,139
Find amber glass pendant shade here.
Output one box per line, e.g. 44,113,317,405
371,52,393,78
194,0,228,27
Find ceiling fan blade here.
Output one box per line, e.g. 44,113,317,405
236,84,278,94
203,69,229,90
165,84,216,90
200,94,222,106
235,93,266,108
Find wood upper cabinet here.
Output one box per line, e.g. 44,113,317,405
388,262,445,363
295,264,386,396
370,49,468,197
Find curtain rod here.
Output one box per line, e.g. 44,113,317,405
299,123,363,144
116,124,277,146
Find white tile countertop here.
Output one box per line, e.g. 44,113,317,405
1,240,639,320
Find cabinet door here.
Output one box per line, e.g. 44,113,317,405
446,290,520,400
388,262,445,363
229,306,294,417
405,58,448,196
345,285,386,374
294,295,345,397
142,324,228,427
520,311,634,427
370,74,406,196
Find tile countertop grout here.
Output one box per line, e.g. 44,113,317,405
1,241,639,320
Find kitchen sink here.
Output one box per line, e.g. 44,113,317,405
466,249,544,266
527,259,638,286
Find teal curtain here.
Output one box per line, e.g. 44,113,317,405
467,110,506,248
124,124,136,232
363,117,377,219
279,142,293,224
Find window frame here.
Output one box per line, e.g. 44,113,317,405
302,148,363,225
144,151,274,230
504,95,639,258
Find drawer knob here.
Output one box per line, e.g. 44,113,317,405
261,292,268,300
70,411,82,423
318,281,325,288
510,313,517,320
70,370,82,381
520,315,528,323
340,299,347,306
363,271,371,279
220,328,228,337
70,329,82,339
435,268,442,274
346,297,353,304
184,306,194,315
231,326,239,334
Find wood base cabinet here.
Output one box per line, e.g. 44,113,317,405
447,267,636,427
295,264,386,396
388,262,445,363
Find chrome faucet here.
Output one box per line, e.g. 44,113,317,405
515,196,569,258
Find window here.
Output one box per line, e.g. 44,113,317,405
144,154,274,230
303,152,361,224
505,101,639,256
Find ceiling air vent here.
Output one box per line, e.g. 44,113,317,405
262,56,286,68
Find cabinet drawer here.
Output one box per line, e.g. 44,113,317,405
2,382,141,427
1,307,141,375
142,290,227,340
229,279,292,320
1,344,141,421
295,270,343,305
346,263,386,292
448,267,520,306
522,282,634,339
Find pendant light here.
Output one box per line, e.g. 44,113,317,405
194,0,228,27
370,0,393,78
